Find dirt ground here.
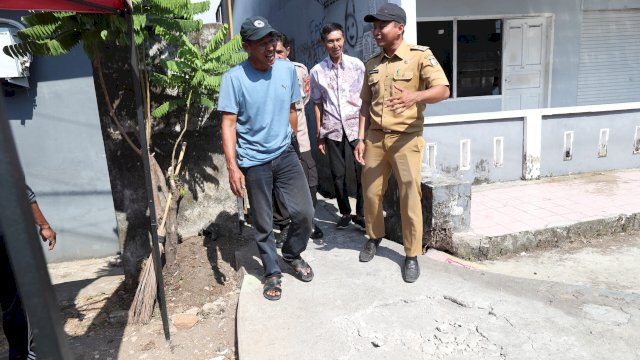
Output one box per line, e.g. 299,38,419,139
1,223,253,360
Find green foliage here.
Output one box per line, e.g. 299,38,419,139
2,0,208,60
151,24,247,118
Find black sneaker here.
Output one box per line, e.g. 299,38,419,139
336,215,351,229
352,215,365,229
310,224,324,239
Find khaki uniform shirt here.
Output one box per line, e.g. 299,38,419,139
293,61,311,152
361,41,449,134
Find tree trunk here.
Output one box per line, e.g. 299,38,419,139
164,174,180,267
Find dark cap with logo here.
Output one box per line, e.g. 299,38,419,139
364,3,406,24
240,16,277,41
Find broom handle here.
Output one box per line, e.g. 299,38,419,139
158,142,187,236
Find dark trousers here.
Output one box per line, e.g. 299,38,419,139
242,146,314,278
273,150,318,228
325,134,364,216
0,236,32,360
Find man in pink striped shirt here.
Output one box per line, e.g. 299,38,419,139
310,22,366,230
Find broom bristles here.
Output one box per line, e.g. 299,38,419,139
128,254,157,324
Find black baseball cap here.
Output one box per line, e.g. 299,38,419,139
364,3,406,24
240,16,277,41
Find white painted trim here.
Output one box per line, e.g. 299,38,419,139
598,128,609,157
564,131,574,161
426,142,437,168
494,136,504,167
442,95,502,102
460,139,471,170
452,19,458,98
399,0,417,44
522,113,542,179
424,102,640,125
416,13,555,22
545,15,555,109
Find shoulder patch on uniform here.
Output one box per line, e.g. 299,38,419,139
410,45,429,51
428,56,440,67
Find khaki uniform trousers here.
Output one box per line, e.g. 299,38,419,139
362,130,425,257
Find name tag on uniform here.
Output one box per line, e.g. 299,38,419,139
368,69,379,75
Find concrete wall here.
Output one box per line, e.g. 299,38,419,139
1,12,119,262
540,110,640,176
232,0,385,66
424,119,524,184
424,103,640,184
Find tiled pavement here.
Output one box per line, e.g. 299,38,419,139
470,169,640,237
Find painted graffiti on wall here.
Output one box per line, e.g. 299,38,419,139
315,0,339,8
298,16,328,67
295,0,381,67
344,0,359,47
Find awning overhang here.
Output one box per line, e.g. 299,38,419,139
0,0,127,13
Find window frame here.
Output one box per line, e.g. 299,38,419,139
416,14,552,101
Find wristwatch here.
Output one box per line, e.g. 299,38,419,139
354,138,365,143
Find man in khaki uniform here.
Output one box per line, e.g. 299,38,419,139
354,3,450,283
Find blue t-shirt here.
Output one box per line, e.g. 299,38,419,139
217,59,301,167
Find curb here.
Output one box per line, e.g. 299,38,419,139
452,213,640,261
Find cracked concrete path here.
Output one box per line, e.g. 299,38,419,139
235,199,640,360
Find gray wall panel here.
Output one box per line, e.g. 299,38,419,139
540,110,640,176
424,119,524,183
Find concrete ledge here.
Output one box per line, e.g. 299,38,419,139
452,213,640,261
384,174,471,251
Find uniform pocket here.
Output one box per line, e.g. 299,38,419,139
393,72,414,81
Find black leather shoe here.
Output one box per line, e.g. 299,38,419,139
352,215,365,229
310,224,324,239
359,238,382,262
403,256,420,283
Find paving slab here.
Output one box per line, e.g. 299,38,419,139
470,170,640,237
453,170,640,259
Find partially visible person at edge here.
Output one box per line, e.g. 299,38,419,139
354,4,450,283
0,185,57,359
272,32,324,247
310,23,366,230
218,16,315,301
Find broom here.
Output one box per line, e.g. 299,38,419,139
129,143,186,324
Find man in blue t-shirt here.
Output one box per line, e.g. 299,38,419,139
218,16,315,301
